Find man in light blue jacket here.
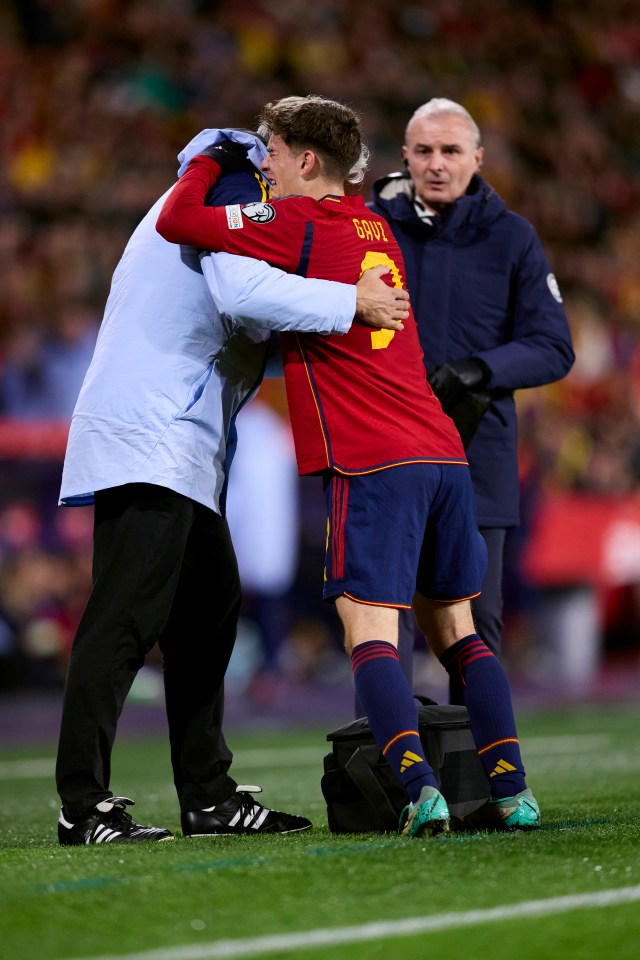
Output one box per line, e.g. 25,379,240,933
56,129,407,845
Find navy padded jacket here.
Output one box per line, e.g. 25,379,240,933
369,172,575,526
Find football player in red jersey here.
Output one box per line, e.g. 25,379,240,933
157,96,540,837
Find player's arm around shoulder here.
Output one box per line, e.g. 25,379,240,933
201,256,407,336
159,168,304,271
156,155,226,249
202,251,357,335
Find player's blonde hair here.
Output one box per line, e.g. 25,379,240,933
258,95,369,185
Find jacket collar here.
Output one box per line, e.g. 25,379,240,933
372,172,504,233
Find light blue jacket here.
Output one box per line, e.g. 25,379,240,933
60,131,355,513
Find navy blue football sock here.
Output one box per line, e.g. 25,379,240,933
351,640,438,801
440,635,526,799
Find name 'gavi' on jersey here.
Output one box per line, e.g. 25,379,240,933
156,155,467,476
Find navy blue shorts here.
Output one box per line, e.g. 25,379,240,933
323,463,487,607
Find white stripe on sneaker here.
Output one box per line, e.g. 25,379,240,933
242,805,259,828
93,825,122,843
252,807,269,829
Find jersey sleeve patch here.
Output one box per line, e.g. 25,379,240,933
225,204,243,230
241,201,276,223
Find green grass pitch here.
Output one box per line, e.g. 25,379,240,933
1,702,639,960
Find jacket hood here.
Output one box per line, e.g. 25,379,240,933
371,171,506,235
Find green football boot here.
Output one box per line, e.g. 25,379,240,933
399,785,450,838
462,788,541,832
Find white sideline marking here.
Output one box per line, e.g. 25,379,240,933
0,734,615,781
231,747,323,767
65,885,640,960
0,748,324,781
523,734,610,754
0,758,55,780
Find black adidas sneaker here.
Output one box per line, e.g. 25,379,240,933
182,785,312,836
58,796,174,845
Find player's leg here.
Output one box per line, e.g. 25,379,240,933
355,609,415,716
415,594,539,829
413,466,539,830
336,596,448,837
325,468,448,837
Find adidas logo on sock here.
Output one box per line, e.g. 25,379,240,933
400,750,423,773
490,758,517,778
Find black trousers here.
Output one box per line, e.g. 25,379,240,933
56,484,241,820
397,527,507,705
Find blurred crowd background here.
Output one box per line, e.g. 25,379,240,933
1,0,639,702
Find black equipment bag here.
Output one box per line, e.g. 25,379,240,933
321,697,490,833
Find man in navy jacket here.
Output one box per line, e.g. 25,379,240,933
370,98,575,703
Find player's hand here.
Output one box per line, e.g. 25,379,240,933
355,265,409,330
199,140,253,174
427,359,490,410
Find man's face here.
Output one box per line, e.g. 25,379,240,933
402,113,483,211
261,134,303,198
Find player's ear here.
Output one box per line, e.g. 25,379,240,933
300,149,317,175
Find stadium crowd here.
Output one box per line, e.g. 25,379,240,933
1,0,639,693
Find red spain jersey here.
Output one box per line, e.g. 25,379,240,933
158,156,465,475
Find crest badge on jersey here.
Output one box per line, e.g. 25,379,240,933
546,272,563,303
241,201,276,223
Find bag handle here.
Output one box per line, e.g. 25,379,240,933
345,746,403,830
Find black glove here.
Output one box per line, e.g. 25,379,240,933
427,359,490,413
199,140,253,174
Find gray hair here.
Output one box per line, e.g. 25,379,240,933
346,141,370,185
405,98,481,149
